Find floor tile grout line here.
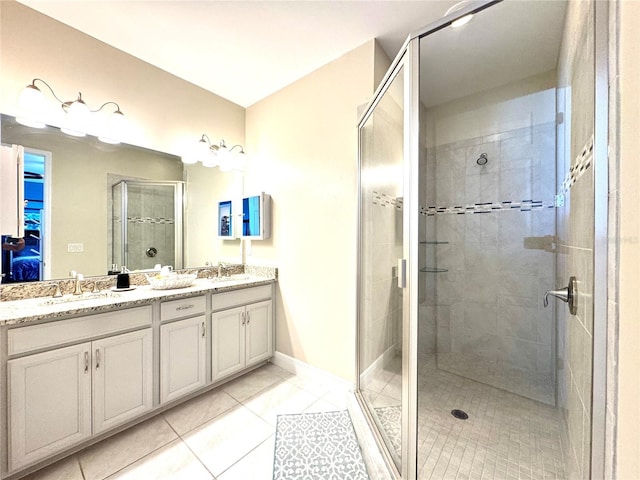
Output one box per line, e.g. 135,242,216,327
161,391,241,437
77,454,87,480
92,420,181,480
164,414,217,480
216,433,276,479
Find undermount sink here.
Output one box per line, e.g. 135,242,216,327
39,291,122,306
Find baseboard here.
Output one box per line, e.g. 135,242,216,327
271,351,352,391
360,344,398,384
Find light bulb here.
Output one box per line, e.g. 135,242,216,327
18,84,45,113
16,84,46,128
67,97,90,124
202,154,219,168
99,110,126,144
451,14,472,28
196,139,211,162
61,94,90,137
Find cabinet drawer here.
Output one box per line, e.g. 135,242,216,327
161,295,206,322
212,285,272,311
8,306,152,356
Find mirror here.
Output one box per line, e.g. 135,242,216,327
0,114,242,281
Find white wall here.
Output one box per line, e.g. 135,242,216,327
244,40,389,381
614,1,640,477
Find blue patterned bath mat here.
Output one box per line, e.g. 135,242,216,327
273,410,369,479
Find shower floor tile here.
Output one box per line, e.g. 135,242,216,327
417,354,568,480
437,352,555,406
360,354,569,479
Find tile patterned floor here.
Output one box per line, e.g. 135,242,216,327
437,352,555,406
361,353,569,480
20,363,349,480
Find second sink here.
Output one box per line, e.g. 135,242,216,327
40,291,122,306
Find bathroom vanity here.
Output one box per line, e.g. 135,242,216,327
0,271,276,479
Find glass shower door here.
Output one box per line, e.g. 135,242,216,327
357,61,407,472
112,180,184,271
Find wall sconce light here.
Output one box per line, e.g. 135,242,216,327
16,78,126,144
182,134,246,171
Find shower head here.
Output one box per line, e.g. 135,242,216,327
476,153,488,166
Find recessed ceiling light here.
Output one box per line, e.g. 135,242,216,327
445,1,474,28
451,14,473,28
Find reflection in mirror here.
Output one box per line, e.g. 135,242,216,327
1,114,186,281
112,180,184,272
217,200,233,238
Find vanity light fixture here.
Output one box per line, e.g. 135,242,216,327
183,134,246,171
16,78,126,143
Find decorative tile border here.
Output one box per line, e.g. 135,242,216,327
126,216,175,225
373,191,554,216
561,134,593,193
372,191,403,210
419,200,556,216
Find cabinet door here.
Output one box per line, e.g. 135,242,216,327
160,316,207,403
212,306,245,381
92,329,153,434
245,300,273,366
8,342,92,471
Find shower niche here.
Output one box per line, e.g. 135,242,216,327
112,180,184,272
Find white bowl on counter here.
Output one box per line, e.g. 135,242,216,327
146,273,197,290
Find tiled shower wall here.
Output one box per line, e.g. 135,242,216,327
556,0,596,478
419,84,558,405
126,183,176,271
112,183,178,272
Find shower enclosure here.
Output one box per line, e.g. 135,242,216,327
112,180,184,272
355,1,608,479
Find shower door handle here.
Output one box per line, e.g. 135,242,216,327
544,276,577,315
397,259,406,289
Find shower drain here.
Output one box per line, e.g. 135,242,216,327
451,409,469,420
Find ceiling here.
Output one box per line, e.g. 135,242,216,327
17,1,566,109
18,0,466,107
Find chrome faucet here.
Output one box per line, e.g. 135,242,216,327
70,271,84,295
204,261,216,279
88,281,100,294
218,262,231,277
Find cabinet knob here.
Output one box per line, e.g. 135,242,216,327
202,321,206,338
241,312,246,325
95,349,100,370
84,351,89,374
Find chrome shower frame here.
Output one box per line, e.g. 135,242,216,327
114,180,185,271
354,0,609,478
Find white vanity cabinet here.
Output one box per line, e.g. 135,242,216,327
7,307,153,472
92,329,153,433
8,343,92,471
1,280,276,477
160,296,207,403
212,285,273,381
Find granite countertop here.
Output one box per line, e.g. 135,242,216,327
0,274,276,326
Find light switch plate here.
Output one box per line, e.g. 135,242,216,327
67,243,83,253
